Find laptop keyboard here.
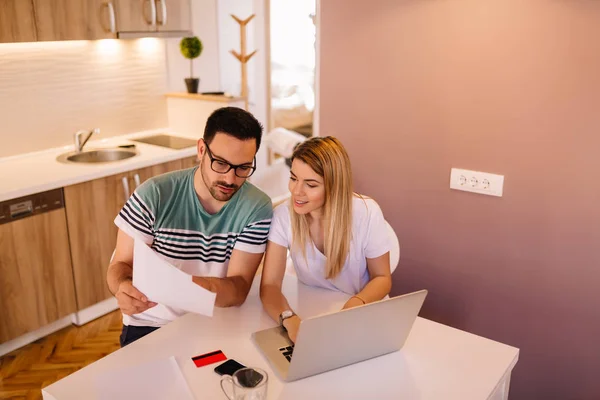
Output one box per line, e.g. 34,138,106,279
278,345,294,362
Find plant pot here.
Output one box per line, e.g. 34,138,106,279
185,78,200,94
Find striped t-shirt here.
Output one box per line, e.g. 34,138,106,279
114,166,272,327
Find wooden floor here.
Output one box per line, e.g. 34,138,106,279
0,311,122,400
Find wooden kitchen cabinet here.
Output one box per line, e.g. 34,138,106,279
0,209,77,343
181,155,199,169
134,157,197,185
114,0,155,33
33,0,158,42
63,159,188,310
117,0,192,33
64,171,130,310
34,0,117,41
135,159,183,184
0,0,37,43
155,0,191,32
2,0,191,44
115,0,191,35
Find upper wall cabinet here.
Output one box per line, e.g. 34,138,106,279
155,0,191,33
115,0,155,33
31,0,191,42
34,0,118,41
117,0,192,38
0,0,37,43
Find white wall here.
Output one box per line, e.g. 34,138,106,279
0,1,270,163
164,0,269,174
215,0,269,177
217,0,253,97
0,39,168,158
165,0,221,93
250,0,270,174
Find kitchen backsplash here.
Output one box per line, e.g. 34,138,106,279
0,39,168,158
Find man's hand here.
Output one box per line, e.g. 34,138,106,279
115,279,157,316
283,315,301,343
192,276,216,292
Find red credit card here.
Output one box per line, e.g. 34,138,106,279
192,350,227,368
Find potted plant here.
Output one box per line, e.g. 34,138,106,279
180,36,203,94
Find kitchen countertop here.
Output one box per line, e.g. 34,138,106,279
0,129,199,203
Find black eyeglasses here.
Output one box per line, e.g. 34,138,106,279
203,141,256,178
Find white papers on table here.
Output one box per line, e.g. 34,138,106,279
95,356,195,400
133,240,216,317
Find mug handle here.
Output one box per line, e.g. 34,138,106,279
220,375,235,400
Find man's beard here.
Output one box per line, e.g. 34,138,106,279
201,161,240,201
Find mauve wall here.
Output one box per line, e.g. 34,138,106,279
319,0,600,398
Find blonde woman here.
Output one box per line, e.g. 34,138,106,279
260,136,393,343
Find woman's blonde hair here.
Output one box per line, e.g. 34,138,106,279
290,136,353,279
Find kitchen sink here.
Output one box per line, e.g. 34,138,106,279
56,148,138,164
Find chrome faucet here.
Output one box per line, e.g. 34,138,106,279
74,128,99,152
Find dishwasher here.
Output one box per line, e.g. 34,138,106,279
0,188,77,344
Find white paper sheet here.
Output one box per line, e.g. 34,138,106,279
133,240,216,317
95,356,195,400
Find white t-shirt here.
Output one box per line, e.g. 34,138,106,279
268,196,392,295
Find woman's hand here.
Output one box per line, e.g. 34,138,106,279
283,315,302,343
342,296,365,310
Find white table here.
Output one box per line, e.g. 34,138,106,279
43,276,519,400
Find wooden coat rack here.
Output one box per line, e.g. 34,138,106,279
230,14,257,111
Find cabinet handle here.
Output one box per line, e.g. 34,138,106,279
121,176,130,200
134,173,141,188
106,2,116,33
156,0,168,26
146,0,157,26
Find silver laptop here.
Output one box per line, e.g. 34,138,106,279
251,289,427,382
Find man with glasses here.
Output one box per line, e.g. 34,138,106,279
107,107,273,346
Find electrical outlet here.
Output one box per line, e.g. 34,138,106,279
450,168,504,197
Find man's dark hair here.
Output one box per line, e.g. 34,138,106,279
203,107,263,150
